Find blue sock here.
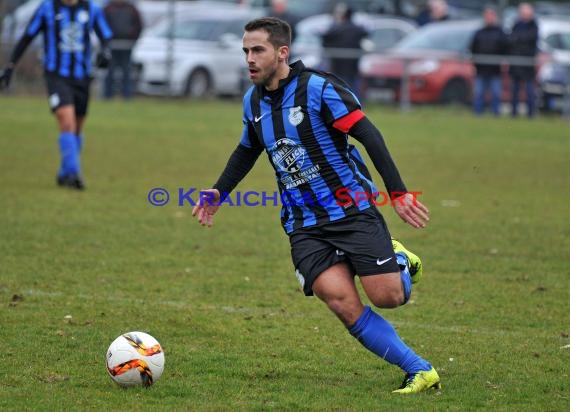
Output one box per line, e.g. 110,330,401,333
58,132,80,177
396,252,412,303
349,306,431,375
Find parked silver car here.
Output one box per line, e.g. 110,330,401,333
132,5,262,97
537,18,570,112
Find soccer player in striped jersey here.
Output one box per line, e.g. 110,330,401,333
0,0,113,190
192,17,440,394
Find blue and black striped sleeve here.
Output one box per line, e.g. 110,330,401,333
9,2,46,65
320,80,362,126
91,2,113,46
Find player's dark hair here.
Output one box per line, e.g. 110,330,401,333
244,17,291,48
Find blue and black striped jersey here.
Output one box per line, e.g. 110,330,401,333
240,61,378,234
14,0,112,79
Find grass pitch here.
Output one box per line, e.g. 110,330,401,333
0,96,569,411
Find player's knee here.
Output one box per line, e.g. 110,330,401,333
56,110,76,133
59,121,75,133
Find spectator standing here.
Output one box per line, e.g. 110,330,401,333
270,0,300,43
103,0,142,100
416,0,449,26
469,6,509,116
509,2,538,118
322,3,368,96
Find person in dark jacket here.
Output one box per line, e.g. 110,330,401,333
270,0,300,42
416,0,449,26
103,0,142,99
509,2,538,117
322,3,368,96
470,6,509,116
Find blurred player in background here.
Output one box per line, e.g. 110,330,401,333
0,0,113,190
193,17,440,394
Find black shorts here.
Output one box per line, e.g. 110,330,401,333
290,207,401,296
44,72,91,116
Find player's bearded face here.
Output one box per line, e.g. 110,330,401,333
243,30,282,88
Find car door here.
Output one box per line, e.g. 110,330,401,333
206,19,250,94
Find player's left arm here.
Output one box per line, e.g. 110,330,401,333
91,2,113,66
92,2,113,45
320,79,428,228
341,114,429,228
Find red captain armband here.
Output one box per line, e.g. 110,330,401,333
332,110,365,133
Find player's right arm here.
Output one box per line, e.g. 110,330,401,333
0,2,46,89
192,121,263,227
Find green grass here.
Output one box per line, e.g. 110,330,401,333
0,96,569,411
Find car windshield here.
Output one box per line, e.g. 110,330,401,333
552,32,570,51
369,28,409,50
249,0,330,16
288,0,330,16
149,18,242,41
560,33,570,50
394,24,474,53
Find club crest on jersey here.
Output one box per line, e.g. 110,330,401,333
77,10,89,24
60,23,85,52
288,106,304,126
270,138,306,173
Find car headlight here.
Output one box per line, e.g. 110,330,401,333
538,62,555,82
298,54,321,70
408,59,440,75
359,57,374,74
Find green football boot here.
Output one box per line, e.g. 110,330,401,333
392,368,441,394
392,238,423,284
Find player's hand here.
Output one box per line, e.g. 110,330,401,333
393,192,429,229
95,48,112,69
0,67,13,90
191,189,221,227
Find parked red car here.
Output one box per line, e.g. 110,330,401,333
360,18,559,106
359,19,479,104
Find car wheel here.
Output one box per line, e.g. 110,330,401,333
440,78,469,105
185,69,211,98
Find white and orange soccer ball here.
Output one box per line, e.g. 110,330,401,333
106,331,165,387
